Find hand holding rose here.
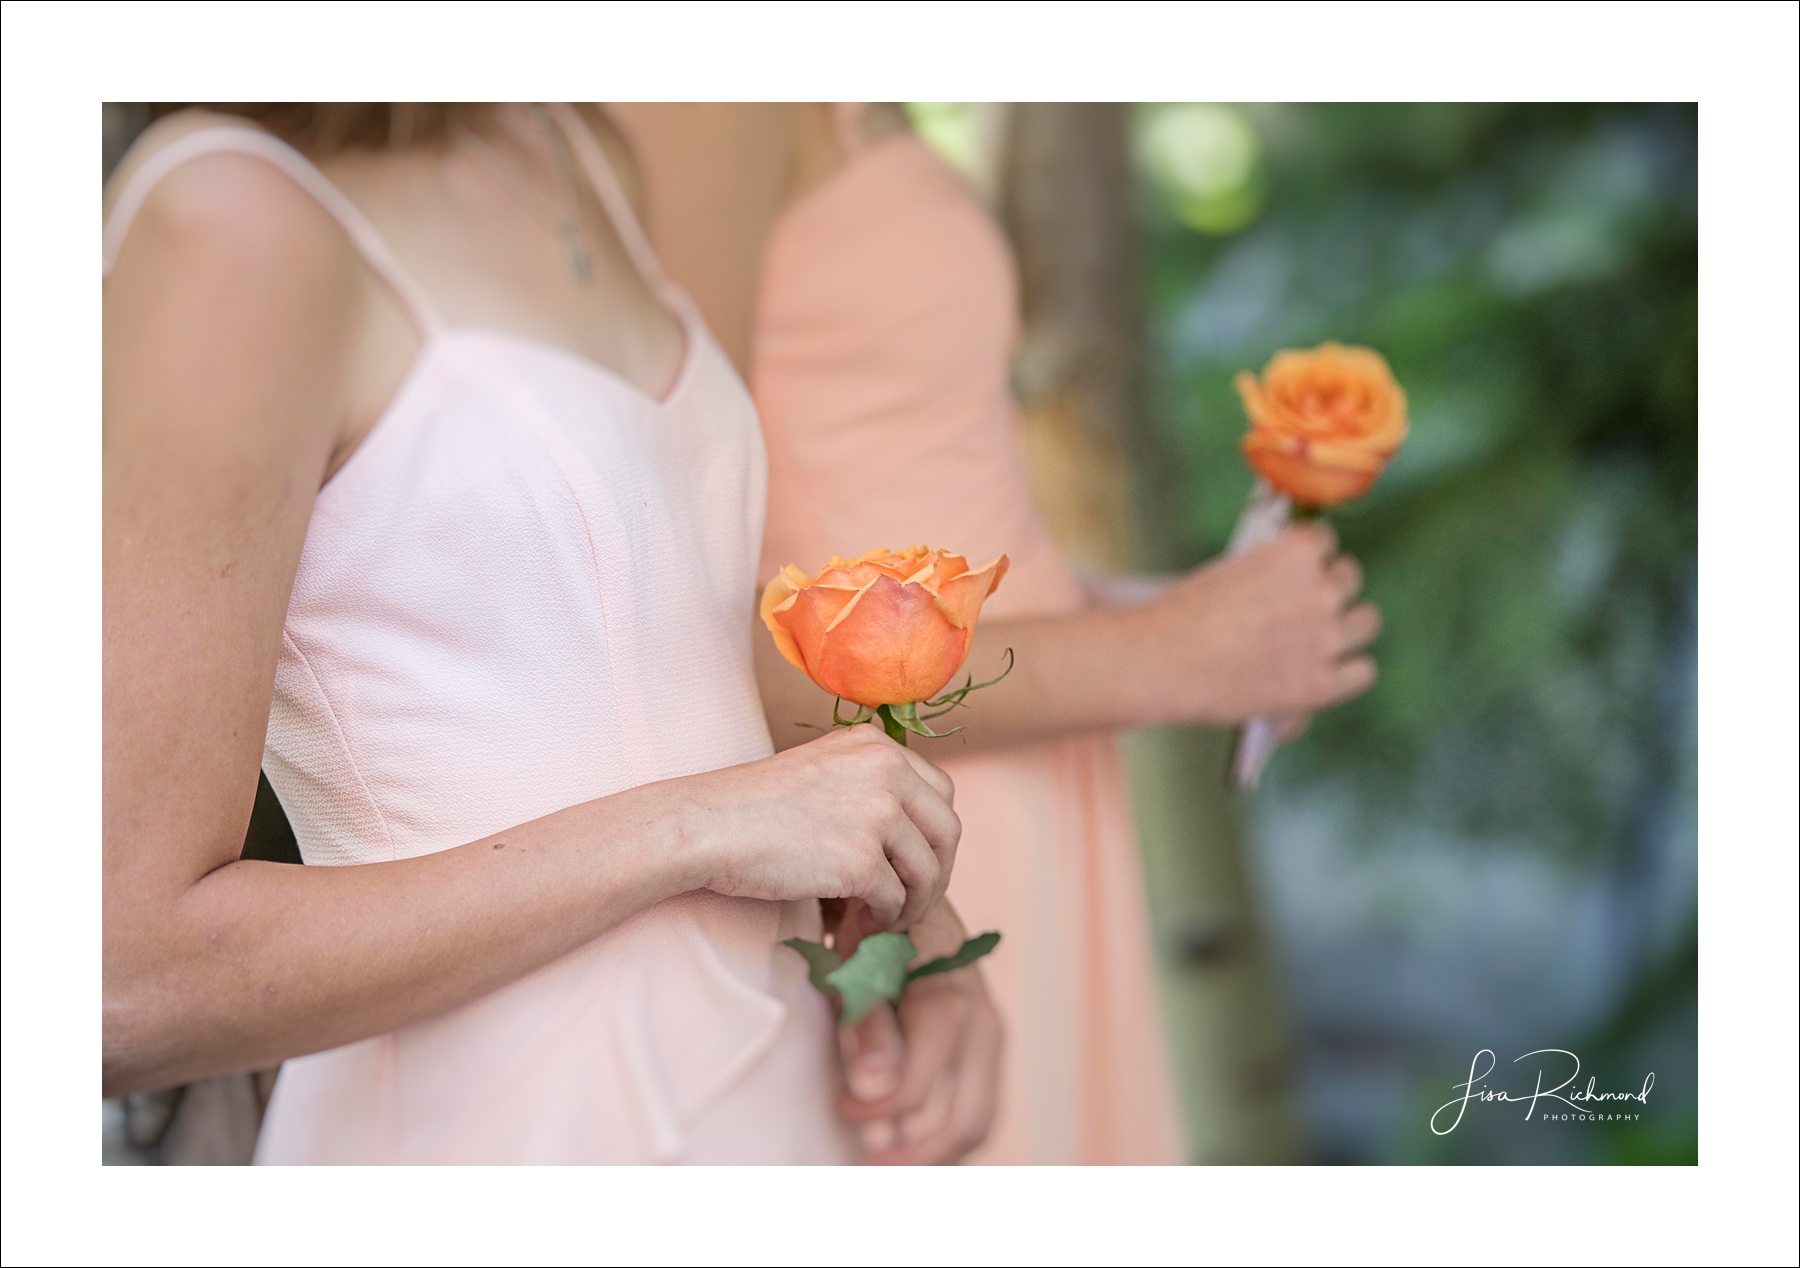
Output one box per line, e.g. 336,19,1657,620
1228,341,1408,785
692,724,960,930
1131,520,1381,726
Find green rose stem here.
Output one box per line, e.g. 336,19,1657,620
875,704,909,745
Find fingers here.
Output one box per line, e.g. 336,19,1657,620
896,1070,956,1147
889,770,960,881
874,747,959,923
863,981,1002,1165
1327,554,1364,606
839,1002,904,1104
1293,519,1338,559
1331,653,1377,703
853,855,908,929
831,727,964,929
1278,713,1313,743
892,741,956,809
1339,601,1382,653
879,812,944,930
838,976,965,1123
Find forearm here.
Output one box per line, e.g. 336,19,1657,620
103,784,705,1096
759,529,1381,755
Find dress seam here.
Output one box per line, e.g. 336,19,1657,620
281,630,402,864
500,379,651,788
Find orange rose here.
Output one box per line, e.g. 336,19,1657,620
1234,342,1409,507
761,545,1010,708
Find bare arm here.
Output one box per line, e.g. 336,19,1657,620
103,154,960,1097
758,525,1381,754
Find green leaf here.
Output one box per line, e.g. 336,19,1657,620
781,937,844,996
874,704,910,745
824,931,917,1024
884,702,939,737
905,931,1001,983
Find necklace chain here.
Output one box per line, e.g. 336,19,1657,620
455,106,593,283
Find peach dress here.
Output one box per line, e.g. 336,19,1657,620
104,109,851,1164
754,135,1185,1164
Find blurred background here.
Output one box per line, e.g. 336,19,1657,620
102,102,1697,1165
910,101,1697,1165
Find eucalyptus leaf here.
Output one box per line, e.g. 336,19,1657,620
824,931,917,1024
781,937,843,996
905,931,1001,983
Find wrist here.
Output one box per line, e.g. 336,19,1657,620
613,775,722,899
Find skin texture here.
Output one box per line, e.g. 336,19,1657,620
102,106,983,1149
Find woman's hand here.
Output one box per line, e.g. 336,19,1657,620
684,725,961,931
833,897,1002,1164
1133,521,1380,726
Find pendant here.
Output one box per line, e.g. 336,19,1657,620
561,226,592,283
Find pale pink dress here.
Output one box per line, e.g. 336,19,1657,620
754,135,1185,1164
103,110,851,1164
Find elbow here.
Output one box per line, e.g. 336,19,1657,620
102,988,170,1098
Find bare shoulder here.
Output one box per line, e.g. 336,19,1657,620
104,109,360,305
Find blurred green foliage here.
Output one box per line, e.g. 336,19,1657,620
1134,103,1698,860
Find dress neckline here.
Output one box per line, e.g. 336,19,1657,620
105,113,699,414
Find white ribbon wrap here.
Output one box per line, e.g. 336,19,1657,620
1224,480,1293,788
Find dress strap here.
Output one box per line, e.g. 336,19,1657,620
545,103,667,288
102,126,444,337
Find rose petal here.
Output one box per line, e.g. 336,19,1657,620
759,570,810,673
777,583,867,683
925,551,971,587
815,573,970,706
1242,442,1380,506
931,554,1009,630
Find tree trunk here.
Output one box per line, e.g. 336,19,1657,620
996,102,1303,1163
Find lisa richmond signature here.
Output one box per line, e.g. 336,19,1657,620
1430,1049,1655,1135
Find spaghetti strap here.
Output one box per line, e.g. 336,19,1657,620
102,126,443,337
545,103,666,288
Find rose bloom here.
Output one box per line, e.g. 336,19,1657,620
761,545,1009,708
1234,342,1409,507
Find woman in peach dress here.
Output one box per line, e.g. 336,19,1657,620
615,103,1382,1163
103,102,990,1164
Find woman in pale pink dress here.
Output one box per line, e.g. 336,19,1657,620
103,103,996,1164
615,103,1381,1163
